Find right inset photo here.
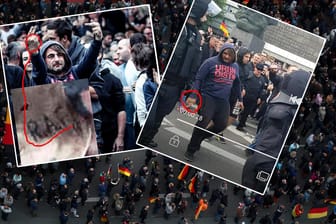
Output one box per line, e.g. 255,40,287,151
137,0,326,194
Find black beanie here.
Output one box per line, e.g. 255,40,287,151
189,0,211,24
271,70,311,105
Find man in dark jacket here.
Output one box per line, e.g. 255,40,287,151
46,19,86,66
26,22,102,125
98,67,126,153
237,63,265,132
227,47,251,126
27,22,102,84
242,70,311,193
139,0,211,147
184,43,241,161
236,47,252,84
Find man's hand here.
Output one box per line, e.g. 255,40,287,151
89,86,99,99
237,101,244,111
153,68,161,85
85,22,103,41
241,89,246,97
113,136,124,152
26,34,40,55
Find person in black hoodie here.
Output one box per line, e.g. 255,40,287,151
227,47,251,126
26,22,102,114
236,63,265,132
236,47,252,85
184,43,242,161
242,70,311,193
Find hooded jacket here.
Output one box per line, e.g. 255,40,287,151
193,43,240,100
68,35,86,65
242,70,311,193
31,39,101,85
236,47,252,83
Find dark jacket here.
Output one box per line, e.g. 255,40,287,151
4,64,24,90
164,23,203,86
143,79,158,111
68,35,86,66
242,71,264,100
242,102,297,192
98,68,125,125
193,43,240,100
237,47,252,84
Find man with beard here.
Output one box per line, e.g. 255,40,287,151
27,22,103,118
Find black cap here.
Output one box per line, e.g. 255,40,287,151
189,0,211,24
271,70,311,105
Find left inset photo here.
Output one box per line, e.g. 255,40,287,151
0,5,158,166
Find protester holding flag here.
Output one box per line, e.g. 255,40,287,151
178,165,190,181
307,203,328,219
188,174,198,194
118,164,131,177
194,198,208,220
291,203,304,221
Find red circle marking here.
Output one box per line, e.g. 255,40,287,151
24,33,43,55
180,90,203,114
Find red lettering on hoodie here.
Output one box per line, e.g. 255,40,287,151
214,65,236,84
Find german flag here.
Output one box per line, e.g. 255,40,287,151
188,175,197,193
292,203,304,218
324,198,336,205
194,199,208,220
2,108,13,145
307,205,328,219
220,21,230,37
178,165,189,181
118,165,131,177
194,203,202,220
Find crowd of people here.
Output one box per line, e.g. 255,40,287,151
237,0,336,223
1,6,165,155
0,0,335,223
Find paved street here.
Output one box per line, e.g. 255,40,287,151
139,103,276,192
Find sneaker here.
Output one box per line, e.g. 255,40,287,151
184,152,194,162
236,126,246,132
216,135,226,144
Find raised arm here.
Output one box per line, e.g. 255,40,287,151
74,22,103,79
